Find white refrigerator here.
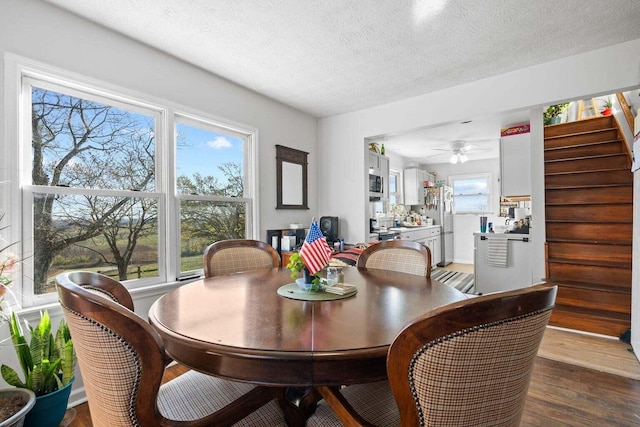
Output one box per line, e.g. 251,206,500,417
423,186,454,266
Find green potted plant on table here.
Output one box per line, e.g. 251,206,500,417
286,252,323,292
1,310,75,427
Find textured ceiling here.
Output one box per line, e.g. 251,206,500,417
44,0,640,164
45,0,640,119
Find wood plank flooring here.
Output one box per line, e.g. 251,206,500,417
68,328,640,426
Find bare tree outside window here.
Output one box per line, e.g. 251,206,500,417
30,87,158,292
27,85,251,294
175,121,248,273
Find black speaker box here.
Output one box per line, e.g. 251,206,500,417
319,216,339,243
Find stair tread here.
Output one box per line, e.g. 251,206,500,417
545,183,632,189
544,139,623,151
547,280,632,294
545,219,632,224
545,167,629,176
546,238,632,245
547,258,631,269
545,202,632,207
544,125,617,140
553,302,631,317
544,152,628,163
551,306,631,321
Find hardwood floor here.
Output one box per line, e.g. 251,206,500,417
440,262,474,274
522,357,640,427
68,330,640,426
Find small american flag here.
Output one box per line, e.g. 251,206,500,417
299,220,332,275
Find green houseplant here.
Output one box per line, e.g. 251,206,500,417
1,310,75,427
286,252,323,291
543,102,570,125
601,97,613,116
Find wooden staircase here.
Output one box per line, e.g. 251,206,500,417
544,115,632,336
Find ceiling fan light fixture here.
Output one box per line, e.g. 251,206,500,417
449,154,458,164
459,153,469,163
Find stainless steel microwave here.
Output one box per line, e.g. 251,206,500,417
369,173,383,199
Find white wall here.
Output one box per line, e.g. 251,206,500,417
318,38,640,357
0,0,318,239
318,39,640,245
0,0,318,398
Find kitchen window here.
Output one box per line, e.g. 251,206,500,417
449,173,491,214
388,170,400,206
9,61,256,306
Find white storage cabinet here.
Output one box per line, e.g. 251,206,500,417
369,151,390,201
403,168,434,206
500,128,531,197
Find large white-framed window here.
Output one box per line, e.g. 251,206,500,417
449,173,492,214
7,59,257,307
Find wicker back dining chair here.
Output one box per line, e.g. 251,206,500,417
307,283,557,427
203,239,281,278
356,239,432,278
56,271,287,427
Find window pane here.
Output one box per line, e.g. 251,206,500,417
176,123,245,196
33,193,159,294
451,174,490,213
454,194,489,213
389,174,397,193
32,87,156,191
180,200,247,272
453,177,488,196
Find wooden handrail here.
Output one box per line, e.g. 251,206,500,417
616,92,635,134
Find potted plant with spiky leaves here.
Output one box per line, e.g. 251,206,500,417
1,310,75,427
601,97,613,116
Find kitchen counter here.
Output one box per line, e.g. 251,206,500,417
389,225,440,232
474,232,529,239
474,232,533,294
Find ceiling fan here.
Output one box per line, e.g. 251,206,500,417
432,139,494,164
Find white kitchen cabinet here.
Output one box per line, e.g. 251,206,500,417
401,226,441,267
369,151,390,201
473,233,532,294
423,228,441,267
500,128,531,197
403,168,434,206
429,228,442,266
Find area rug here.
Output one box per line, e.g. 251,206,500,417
431,269,475,294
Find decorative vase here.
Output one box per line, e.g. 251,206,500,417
303,267,313,284
549,116,561,124
601,108,612,116
0,388,36,427
24,378,74,427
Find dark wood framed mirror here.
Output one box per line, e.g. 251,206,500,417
276,145,308,209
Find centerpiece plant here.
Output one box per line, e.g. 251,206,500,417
286,252,323,291
286,219,333,292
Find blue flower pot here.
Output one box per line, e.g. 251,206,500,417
24,378,74,427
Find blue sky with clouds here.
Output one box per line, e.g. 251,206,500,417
176,123,244,183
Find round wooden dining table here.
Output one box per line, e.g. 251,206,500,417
148,266,466,425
